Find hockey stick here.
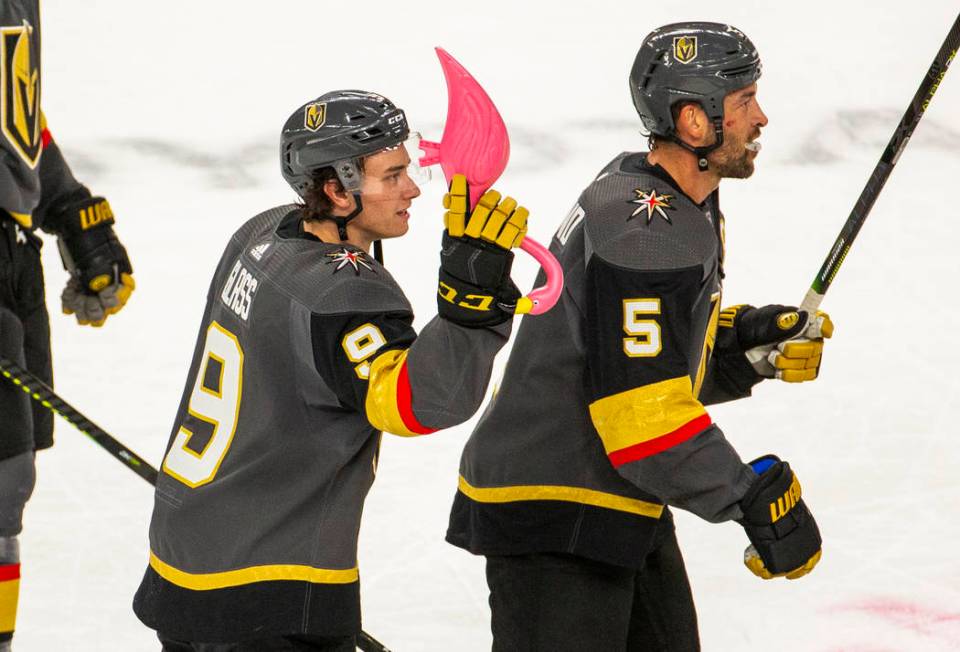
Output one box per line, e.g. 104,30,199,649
800,12,960,314
0,355,158,484
0,356,391,652
356,631,391,652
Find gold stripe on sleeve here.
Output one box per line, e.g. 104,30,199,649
588,376,707,456
365,348,420,437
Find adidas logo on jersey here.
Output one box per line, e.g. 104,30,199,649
220,259,259,322
249,242,271,261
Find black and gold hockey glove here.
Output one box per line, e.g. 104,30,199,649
54,196,135,327
437,174,528,328
739,455,822,580
716,304,833,384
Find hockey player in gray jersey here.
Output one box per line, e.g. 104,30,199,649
0,2,135,648
447,23,833,650
133,90,530,650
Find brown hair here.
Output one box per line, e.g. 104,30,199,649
299,159,367,221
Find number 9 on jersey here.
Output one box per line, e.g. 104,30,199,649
162,322,244,488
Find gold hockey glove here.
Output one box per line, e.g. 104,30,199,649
739,456,822,580
443,174,528,249
54,196,135,327
717,304,832,383
438,175,528,327
768,311,833,383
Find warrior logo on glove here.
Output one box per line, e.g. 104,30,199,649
740,456,822,580
776,311,799,331
54,196,135,327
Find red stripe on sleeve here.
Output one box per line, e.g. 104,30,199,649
607,413,713,467
41,128,52,148
0,563,21,582
396,360,437,435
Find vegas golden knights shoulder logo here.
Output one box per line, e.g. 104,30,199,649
673,36,698,65
1,20,42,168
304,102,326,132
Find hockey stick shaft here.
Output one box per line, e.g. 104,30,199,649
0,356,392,652
357,632,391,652
0,355,158,484
800,12,960,314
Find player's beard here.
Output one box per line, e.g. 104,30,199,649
709,129,760,179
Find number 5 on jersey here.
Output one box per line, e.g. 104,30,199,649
623,299,661,357
163,322,244,488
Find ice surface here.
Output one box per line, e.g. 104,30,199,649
14,1,960,650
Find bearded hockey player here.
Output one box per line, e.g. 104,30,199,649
0,2,135,649
132,90,529,650
446,23,833,651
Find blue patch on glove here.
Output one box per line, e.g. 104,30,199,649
750,456,778,475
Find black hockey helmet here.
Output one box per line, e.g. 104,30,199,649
629,22,761,166
280,90,410,198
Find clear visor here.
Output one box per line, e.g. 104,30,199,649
335,133,431,196
402,132,432,186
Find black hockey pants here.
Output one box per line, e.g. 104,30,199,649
0,215,53,460
158,633,357,651
485,526,700,652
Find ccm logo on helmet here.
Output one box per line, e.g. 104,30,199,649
304,102,327,132
673,36,698,64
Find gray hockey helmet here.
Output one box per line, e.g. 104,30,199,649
280,90,410,197
629,22,761,140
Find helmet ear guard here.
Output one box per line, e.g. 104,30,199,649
334,159,363,192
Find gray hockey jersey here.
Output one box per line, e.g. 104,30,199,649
134,206,511,640
0,0,88,231
448,153,758,568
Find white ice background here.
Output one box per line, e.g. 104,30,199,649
14,1,960,650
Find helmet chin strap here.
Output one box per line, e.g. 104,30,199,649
332,193,383,264
670,117,725,172
331,192,364,241
337,195,383,264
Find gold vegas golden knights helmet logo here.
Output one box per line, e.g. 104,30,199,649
673,36,698,64
304,102,327,132
1,20,42,168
